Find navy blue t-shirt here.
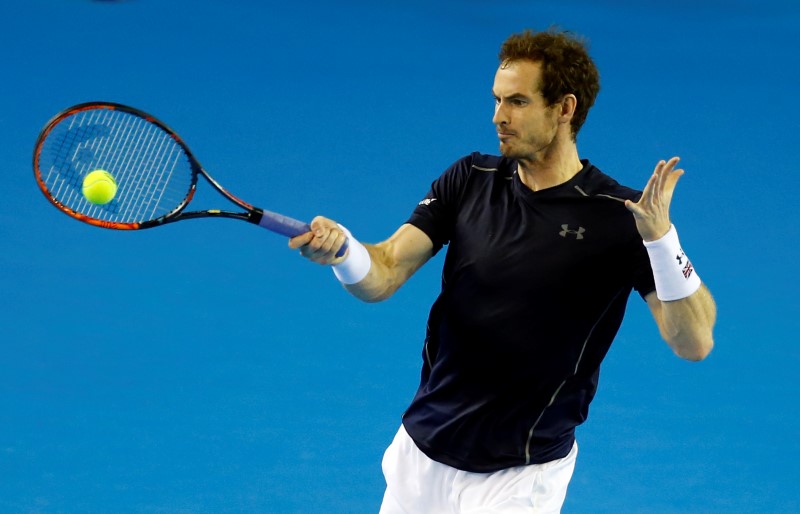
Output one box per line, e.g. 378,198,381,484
402,152,656,473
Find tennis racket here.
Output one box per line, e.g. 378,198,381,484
33,101,345,255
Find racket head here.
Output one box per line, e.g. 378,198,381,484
33,102,198,229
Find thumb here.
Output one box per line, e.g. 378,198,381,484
288,231,314,249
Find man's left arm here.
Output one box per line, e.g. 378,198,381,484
645,288,715,361
625,157,717,361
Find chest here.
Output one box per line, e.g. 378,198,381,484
447,182,639,289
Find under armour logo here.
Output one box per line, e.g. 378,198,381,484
675,249,686,266
559,224,585,240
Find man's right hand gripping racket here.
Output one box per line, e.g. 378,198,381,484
33,101,346,256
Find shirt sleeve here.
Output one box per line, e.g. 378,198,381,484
631,239,657,300
626,190,656,300
405,155,473,255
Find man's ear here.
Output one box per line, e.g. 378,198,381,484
559,94,577,123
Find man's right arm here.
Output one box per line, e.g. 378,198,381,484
289,217,434,303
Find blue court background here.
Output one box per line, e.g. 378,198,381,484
2,1,798,512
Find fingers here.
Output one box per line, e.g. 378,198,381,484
307,223,346,257
659,158,684,203
655,156,683,185
639,166,659,205
642,157,683,204
628,156,686,241
288,231,314,250
289,215,348,264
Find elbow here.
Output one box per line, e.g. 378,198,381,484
674,334,714,362
344,283,397,303
361,292,391,304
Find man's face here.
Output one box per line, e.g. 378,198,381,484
492,60,561,162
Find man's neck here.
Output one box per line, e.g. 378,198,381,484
516,142,582,192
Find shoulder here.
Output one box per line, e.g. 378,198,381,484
446,152,516,177
578,161,643,202
431,152,515,195
469,152,517,178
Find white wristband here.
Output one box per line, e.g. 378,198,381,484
643,225,702,301
332,224,371,285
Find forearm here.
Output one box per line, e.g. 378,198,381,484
292,219,433,300
343,244,418,302
640,223,716,361
337,224,433,303
654,285,716,361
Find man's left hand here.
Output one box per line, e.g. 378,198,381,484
625,156,684,241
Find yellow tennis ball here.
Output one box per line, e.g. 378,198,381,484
82,169,117,205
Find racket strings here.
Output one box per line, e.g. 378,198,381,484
38,107,194,224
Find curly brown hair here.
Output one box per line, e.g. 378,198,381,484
498,28,600,139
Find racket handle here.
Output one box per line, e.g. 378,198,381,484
257,210,348,258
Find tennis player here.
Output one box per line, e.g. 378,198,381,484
290,28,716,513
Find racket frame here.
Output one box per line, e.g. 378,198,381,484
33,102,310,238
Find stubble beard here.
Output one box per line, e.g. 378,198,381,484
499,139,533,163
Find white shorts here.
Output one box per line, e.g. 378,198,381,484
379,425,577,514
